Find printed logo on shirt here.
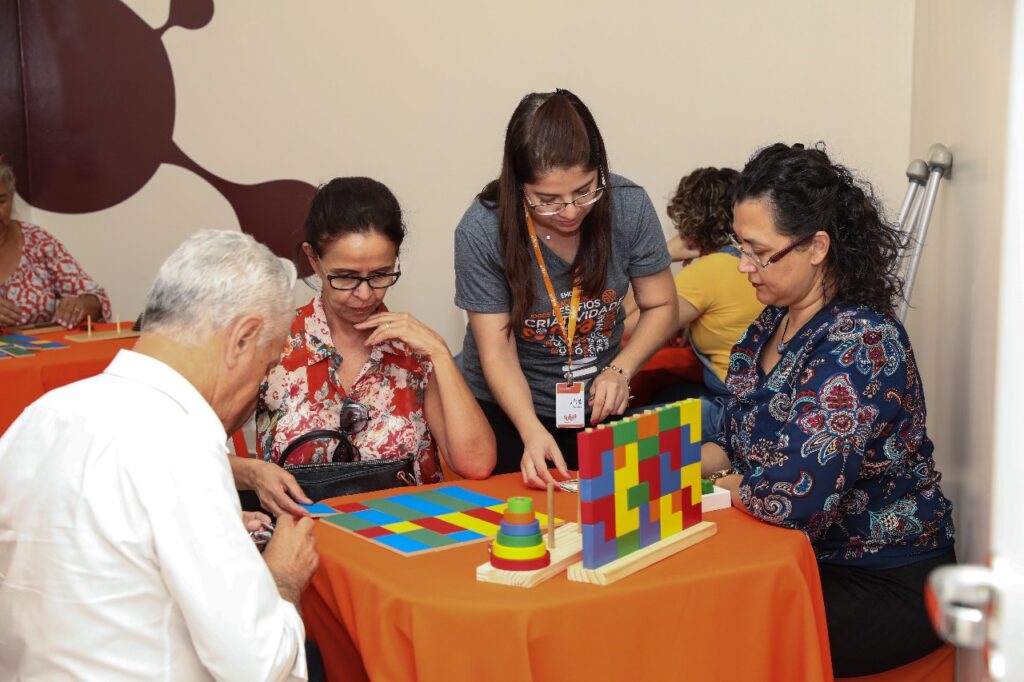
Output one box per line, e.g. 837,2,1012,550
520,287,622,363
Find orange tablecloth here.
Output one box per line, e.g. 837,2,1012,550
0,324,136,433
302,474,833,682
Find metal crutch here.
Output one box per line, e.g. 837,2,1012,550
897,159,929,229
896,144,953,322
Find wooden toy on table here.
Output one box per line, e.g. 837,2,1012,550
567,400,717,586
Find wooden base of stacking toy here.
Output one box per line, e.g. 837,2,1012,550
65,329,140,343
476,523,583,588
567,520,717,586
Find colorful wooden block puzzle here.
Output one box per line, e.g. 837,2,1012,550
0,334,69,358
319,485,563,556
578,400,704,570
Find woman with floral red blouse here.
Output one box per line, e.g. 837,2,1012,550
702,143,955,677
244,178,495,514
0,161,110,328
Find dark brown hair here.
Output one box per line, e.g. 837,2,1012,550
478,89,612,335
736,143,905,312
667,167,740,254
303,177,405,257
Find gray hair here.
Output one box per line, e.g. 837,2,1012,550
0,160,15,193
142,230,296,346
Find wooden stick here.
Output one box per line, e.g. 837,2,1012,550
115,313,121,334
547,482,555,549
86,315,92,338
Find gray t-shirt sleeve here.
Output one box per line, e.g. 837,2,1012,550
624,189,672,278
453,203,511,313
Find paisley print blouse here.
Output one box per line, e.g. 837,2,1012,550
256,294,440,485
715,303,954,568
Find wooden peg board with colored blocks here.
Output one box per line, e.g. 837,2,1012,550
0,334,69,358
575,400,712,574
318,485,563,556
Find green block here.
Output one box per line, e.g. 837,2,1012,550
612,419,639,446
658,404,681,430
507,496,533,514
415,489,479,512
323,513,375,532
362,498,423,520
638,436,660,461
616,529,641,558
402,528,458,548
701,479,714,494
496,531,544,548
626,482,650,509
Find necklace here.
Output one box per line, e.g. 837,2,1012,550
544,233,551,240
776,315,791,354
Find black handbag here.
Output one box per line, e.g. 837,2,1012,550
276,429,415,501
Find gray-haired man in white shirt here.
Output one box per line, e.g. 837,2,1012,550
0,230,319,681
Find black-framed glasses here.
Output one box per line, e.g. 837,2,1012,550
733,233,815,271
325,270,401,291
524,175,607,216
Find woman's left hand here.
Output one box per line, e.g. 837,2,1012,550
588,367,632,425
355,312,449,358
52,294,100,329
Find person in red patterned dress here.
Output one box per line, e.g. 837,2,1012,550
248,177,495,505
0,161,111,328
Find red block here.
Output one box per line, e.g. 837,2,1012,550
681,487,702,528
580,494,616,540
592,426,614,452
355,526,392,538
489,553,551,571
461,506,504,525
413,516,468,535
333,502,369,513
637,456,661,499
661,428,682,471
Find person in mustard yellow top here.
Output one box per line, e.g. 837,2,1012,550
625,167,763,438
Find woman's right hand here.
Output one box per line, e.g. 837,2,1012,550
520,425,570,489
0,298,22,327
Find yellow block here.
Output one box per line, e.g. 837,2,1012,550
382,521,423,533
680,399,701,443
614,441,640,535
491,540,548,561
682,462,702,505
659,492,682,538
437,512,500,536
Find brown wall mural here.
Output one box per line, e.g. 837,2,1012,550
2,0,315,259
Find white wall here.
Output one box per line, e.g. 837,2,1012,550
18,0,915,350
906,0,1015,570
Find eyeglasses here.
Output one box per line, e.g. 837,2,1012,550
524,176,607,216
325,270,401,291
733,233,815,271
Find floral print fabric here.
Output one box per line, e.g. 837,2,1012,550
256,295,440,485
715,303,954,568
1,223,111,326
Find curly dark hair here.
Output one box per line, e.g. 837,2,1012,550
667,167,739,253
736,143,905,313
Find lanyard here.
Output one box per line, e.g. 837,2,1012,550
525,209,582,384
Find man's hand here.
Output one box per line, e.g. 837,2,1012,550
263,515,319,605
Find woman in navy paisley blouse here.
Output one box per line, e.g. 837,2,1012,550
701,143,955,677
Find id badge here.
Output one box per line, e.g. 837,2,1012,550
555,381,586,429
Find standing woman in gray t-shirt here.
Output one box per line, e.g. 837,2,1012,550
454,89,678,488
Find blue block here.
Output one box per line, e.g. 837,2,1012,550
638,503,660,549
447,529,485,542
349,509,403,526
582,520,619,570
499,520,542,536
660,451,681,494
375,533,432,553
299,502,337,515
386,493,454,517
580,448,615,502
680,424,700,466
435,485,505,508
